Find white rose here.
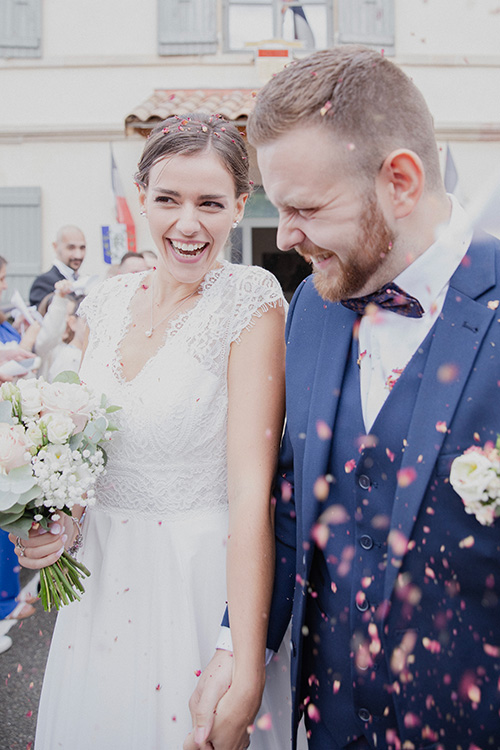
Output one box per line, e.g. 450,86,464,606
44,413,75,445
41,382,91,434
25,423,43,448
0,423,29,472
449,451,497,504
17,379,43,419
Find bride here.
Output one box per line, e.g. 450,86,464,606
13,113,293,749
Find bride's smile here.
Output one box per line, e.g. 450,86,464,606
139,150,247,287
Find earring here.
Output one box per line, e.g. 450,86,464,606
232,220,239,229
140,210,147,217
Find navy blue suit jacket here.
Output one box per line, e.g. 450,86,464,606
29,265,66,308
269,232,500,748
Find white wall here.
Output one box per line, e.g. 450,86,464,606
0,0,499,275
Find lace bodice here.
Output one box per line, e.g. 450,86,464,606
79,261,284,519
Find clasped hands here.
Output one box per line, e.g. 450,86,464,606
184,649,264,750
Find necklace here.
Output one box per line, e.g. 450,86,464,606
145,276,198,338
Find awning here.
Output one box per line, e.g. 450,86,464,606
125,89,257,137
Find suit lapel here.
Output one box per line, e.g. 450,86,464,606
302,303,357,545
384,237,497,599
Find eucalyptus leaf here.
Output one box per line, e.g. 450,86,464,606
0,503,26,524
0,400,14,424
0,515,34,539
53,370,81,385
1,464,37,494
0,489,21,512
83,416,107,444
105,405,122,414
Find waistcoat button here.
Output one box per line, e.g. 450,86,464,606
359,534,374,550
358,707,371,722
358,474,371,490
355,597,370,612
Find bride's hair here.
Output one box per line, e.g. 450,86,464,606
135,113,250,197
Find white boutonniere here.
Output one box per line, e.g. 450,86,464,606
449,439,500,526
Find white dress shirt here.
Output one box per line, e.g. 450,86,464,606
359,196,472,432
54,258,78,280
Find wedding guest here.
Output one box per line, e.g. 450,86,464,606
29,226,86,308
0,256,37,623
141,249,158,268
117,251,148,274
47,295,86,382
13,113,291,750
34,279,75,380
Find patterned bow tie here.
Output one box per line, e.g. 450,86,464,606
341,283,424,318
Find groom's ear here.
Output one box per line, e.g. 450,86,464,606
377,149,425,220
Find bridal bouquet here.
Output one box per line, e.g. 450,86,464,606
449,437,500,526
0,372,120,610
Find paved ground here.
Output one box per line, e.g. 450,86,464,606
0,571,56,750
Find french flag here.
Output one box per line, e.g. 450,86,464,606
285,2,315,49
111,148,136,253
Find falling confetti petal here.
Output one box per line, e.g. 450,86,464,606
397,467,417,487
459,535,475,548
435,421,448,433
437,363,459,383
307,704,321,722
344,459,356,473
316,420,332,440
256,713,273,731
313,476,330,500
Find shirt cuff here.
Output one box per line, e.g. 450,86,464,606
216,627,275,665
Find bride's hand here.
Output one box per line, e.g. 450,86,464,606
184,649,234,749
203,677,263,750
8,514,74,570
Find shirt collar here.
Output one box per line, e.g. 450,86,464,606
394,195,473,314
53,258,77,279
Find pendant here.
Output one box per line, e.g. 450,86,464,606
145,329,153,338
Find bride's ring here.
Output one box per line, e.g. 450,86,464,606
15,537,26,557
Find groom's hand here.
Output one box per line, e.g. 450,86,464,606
184,649,234,749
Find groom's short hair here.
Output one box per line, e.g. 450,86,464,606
247,44,442,191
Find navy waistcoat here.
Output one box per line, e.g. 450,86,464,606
302,332,432,747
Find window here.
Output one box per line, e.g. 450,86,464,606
0,187,42,303
223,0,332,52
0,0,41,58
158,0,217,55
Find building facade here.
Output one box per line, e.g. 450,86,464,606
0,0,499,300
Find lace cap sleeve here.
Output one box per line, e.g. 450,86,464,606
229,264,286,344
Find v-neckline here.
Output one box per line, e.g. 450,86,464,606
113,262,227,385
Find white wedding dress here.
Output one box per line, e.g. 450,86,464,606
35,261,302,750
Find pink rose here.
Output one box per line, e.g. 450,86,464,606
40,382,91,434
0,424,28,472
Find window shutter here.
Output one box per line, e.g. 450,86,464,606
338,0,394,53
0,187,42,303
0,0,41,58
158,0,217,55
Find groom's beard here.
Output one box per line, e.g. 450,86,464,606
299,194,396,303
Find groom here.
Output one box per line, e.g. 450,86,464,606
189,46,500,749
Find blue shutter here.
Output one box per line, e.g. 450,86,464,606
158,0,217,55
338,0,394,54
0,0,41,58
0,187,41,303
